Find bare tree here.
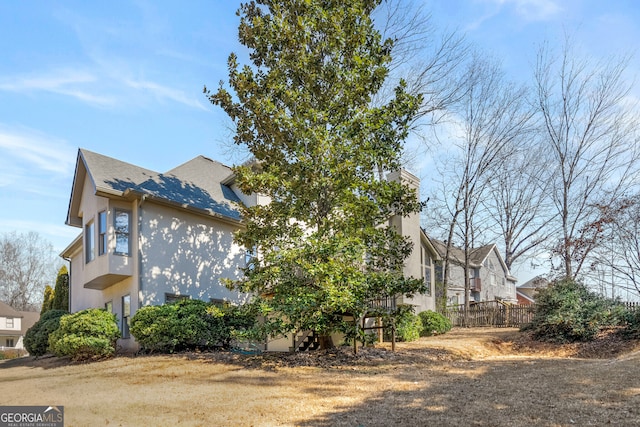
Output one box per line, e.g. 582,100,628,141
534,39,640,280
373,0,469,125
0,231,58,311
587,195,640,299
483,144,555,271
427,53,535,311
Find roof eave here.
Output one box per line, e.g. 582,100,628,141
126,189,244,227
60,233,83,259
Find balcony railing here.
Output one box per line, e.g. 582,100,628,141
469,277,482,292
368,296,397,312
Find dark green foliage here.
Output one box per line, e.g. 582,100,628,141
207,0,425,346
386,308,422,342
23,309,67,356
40,285,55,315
130,299,256,353
418,310,452,336
51,266,69,311
622,309,640,338
49,308,120,361
524,280,626,343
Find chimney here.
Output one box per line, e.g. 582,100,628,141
386,169,421,281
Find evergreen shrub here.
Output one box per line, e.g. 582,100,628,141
418,310,452,336
49,309,120,361
130,299,256,353
524,279,626,342
23,309,67,357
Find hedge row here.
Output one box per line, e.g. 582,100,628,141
130,299,255,353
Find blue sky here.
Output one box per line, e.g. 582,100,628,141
1,1,639,283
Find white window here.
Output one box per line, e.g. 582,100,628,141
6,318,13,328
421,246,432,296
114,210,130,256
98,211,107,256
85,221,95,262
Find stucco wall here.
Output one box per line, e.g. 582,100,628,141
138,202,248,307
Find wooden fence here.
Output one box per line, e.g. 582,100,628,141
440,300,640,328
439,301,536,328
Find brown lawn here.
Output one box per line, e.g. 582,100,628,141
1,328,639,426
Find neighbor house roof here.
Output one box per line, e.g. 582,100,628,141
19,311,40,335
66,149,241,227
431,239,495,268
517,276,549,290
0,301,21,318
430,238,517,282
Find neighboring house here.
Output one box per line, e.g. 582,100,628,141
0,301,39,350
62,149,439,350
516,276,549,305
431,239,518,306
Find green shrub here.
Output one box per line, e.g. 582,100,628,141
623,309,640,338
23,309,67,357
525,279,626,343
49,309,120,361
130,299,256,353
418,310,452,336
393,311,422,342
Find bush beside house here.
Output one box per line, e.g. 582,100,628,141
419,310,452,336
23,309,68,357
48,309,120,361
130,299,256,353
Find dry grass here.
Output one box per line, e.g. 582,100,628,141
1,328,639,426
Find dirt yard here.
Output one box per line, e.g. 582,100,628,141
1,328,639,426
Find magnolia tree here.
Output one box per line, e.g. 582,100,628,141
207,0,426,349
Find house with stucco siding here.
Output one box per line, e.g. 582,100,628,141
62,149,441,350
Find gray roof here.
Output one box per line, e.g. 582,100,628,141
517,276,549,289
0,301,20,318
19,311,40,335
431,238,517,282
431,239,495,268
67,149,241,225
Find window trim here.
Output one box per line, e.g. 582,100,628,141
98,210,107,256
6,317,13,328
85,220,95,263
421,246,432,296
114,209,131,256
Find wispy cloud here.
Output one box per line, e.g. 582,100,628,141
509,0,562,21
0,69,116,106
124,78,208,111
471,0,562,29
0,126,76,176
